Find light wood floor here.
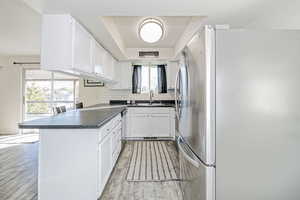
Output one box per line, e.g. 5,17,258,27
100,141,183,200
0,140,182,200
0,143,38,200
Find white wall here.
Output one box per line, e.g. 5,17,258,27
125,48,174,60
0,56,22,134
0,56,39,135
79,79,174,107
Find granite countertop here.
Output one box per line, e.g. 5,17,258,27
18,107,126,129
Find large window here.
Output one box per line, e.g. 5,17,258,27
132,64,167,94
24,69,79,120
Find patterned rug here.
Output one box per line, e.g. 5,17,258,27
126,141,178,182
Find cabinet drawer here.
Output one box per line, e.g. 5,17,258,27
111,125,121,153
111,114,122,129
98,114,121,143
112,134,121,165
98,121,112,142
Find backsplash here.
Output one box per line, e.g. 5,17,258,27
78,79,174,106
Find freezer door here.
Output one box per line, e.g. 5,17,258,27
178,137,215,200
180,26,216,165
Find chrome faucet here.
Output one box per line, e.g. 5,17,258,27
149,90,154,105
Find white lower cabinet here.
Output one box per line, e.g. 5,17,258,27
97,114,122,198
150,113,171,137
130,113,151,137
38,114,122,200
126,107,175,138
98,132,112,196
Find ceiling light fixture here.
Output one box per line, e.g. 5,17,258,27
138,18,164,43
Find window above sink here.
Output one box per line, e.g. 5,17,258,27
132,64,167,94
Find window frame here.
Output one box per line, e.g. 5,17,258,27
23,68,79,120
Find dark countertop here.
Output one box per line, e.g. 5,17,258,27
19,107,126,129
18,102,174,129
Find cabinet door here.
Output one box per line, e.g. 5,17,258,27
123,62,132,90
73,22,93,73
112,130,122,166
93,41,105,75
41,15,73,70
111,128,118,154
110,61,132,90
103,52,114,80
150,114,171,137
122,114,127,138
110,62,122,89
97,146,102,196
130,114,151,137
99,134,112,194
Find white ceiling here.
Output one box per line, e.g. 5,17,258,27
1,0,300,57
0,0,41,56
24,0,276,59
109,16,192,48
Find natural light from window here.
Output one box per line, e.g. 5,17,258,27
140,66,158,93
24,69,79,121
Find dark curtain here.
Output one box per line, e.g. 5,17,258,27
157,64,167,93
132,65,142,93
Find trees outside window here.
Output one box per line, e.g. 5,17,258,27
24,69,79,120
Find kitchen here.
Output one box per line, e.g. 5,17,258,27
1,0,300,200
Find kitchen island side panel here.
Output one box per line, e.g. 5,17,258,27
39,129,98,200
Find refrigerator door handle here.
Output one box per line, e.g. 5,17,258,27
174,69,180,120
177,137,200,168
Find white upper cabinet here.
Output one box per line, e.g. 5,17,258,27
167,61,180,89
41,15,73,69
41,14,115,82
102,51,114,80
93,41,105,75
109,62,132,90
73,22,93,73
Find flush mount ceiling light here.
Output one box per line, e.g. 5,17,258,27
138,18,164,43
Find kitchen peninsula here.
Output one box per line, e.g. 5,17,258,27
19,102,175,200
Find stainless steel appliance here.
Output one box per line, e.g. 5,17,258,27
175,26,300,200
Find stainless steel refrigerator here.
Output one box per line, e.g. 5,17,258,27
175,26,300,200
